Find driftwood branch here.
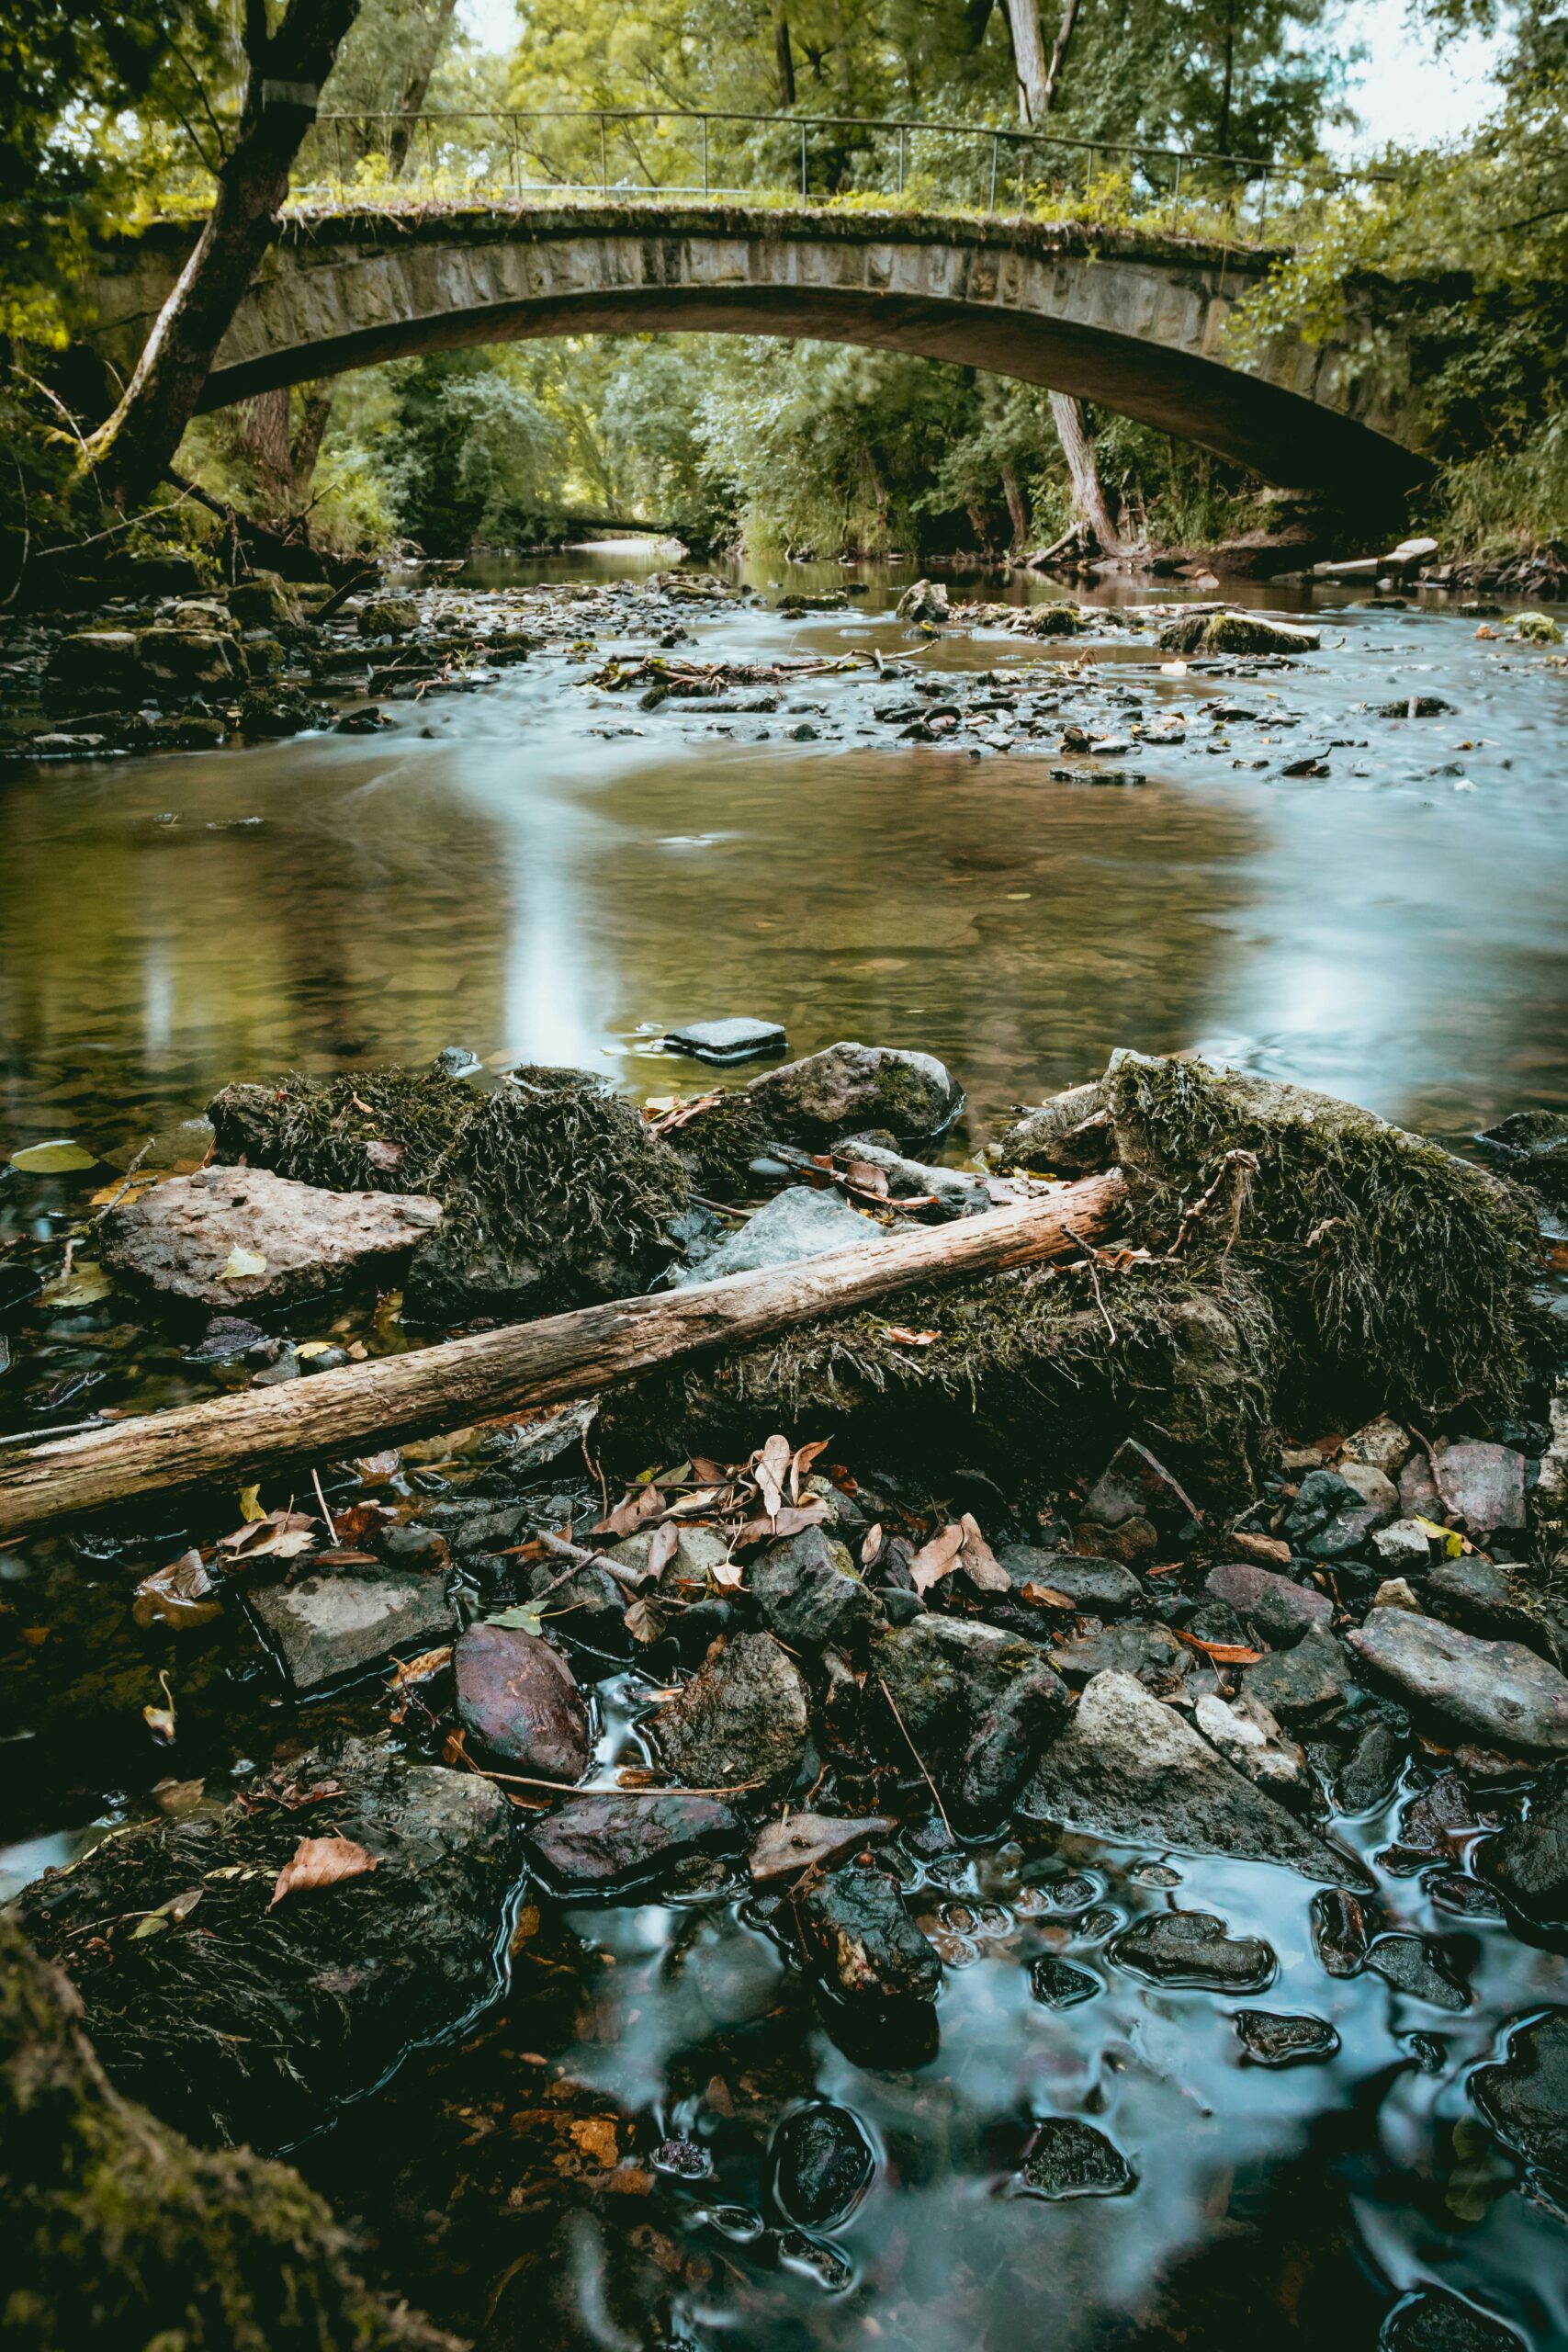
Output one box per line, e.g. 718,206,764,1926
0,1171,1125,1541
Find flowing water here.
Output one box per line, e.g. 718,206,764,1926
4,552,1568,2348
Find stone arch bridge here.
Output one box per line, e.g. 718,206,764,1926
89,202,1424,492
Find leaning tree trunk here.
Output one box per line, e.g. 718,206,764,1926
235,387,296,513
0,1914,458,2351
80,0,363,514
1004,0,1131,556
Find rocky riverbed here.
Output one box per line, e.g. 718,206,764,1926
5,1020,1568,2348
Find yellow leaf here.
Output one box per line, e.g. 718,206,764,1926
220,1246,267,1281
296,1340,333,1359
12,1139,96,1173
237,1484,265,1522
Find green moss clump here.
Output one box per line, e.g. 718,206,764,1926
209,1064,477,1195
670,1088,772,1193
1020,602,1088,637
1157,611,1319,656
1515,611,1563,644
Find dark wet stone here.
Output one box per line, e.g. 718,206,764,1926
1338,1715,1407,1812
16,1737,518,2153
1234,2009,1340,2066
524,1556,630,1652
1349,1610,1568,1756
1425,1871,1504,1920
1244,1625,1352,1724
375,1521,451,1575
648,1632,809,1788
773,2228,852,2289
665,1016,787,1065
749,1811,895,1886
245,1564,457,1693
1480,1770,1568,1928
953,1652,1072,1831
1379,2288,1524,2352
1472,2009,1568,2179
1030,1956,1101,2008
1475,1107,1568,1209
1082,1437,1200,1532
1110,1909,1276,1993
771,2101,875,2227
454,1623,590,1780
1050,1622,1188,1686
1311,1886,1371,1977
874,1615,1069,1827
186,1313,277,1362
799,1866,941,2004
1018,2118,1134,2199
745,1040,962,1145
1365,1932,1471,2010
999,1549,1143,1614
523,1792,741,1893
1205,1561,1333,1645
1021,1669,1366,1883
1426,1558,1562,1663
653,2135,713,2179
750,1526,882,1651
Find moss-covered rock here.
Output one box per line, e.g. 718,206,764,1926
1157,611,1320,656
745,1041,962,1146
228,570,302,631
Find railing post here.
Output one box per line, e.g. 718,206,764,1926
800,119,807,200
1172,154,1182,202
702,115,709,194
1085,144,1094,201
897,123,906,194
600,114,608,191
989,132,999,210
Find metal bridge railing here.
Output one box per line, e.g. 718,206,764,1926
280,105,1395,239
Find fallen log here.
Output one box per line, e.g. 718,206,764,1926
0,1170,1125,1540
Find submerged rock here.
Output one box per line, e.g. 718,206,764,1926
246,1565,457,1694
523,1792,741,1892
1380,2290,1524,2352
1365,1932,1470,2010
102,1165,441,1307
17,1738,519,2152
1110,1909,1276,1993
1017,2118,1134,2199
1471,2010,1568,2181
673,1185,876,1285
1030,1955,1101,2008
648,1633,809,1788
1348,1610,1568,1756
770,2102,875,2228
745,1041,962,1145
1234,2009,1340,2066
799,1866,941,2004
1019,1670,1366,1883
1479,1771,1568,1928
454,1624,590,1781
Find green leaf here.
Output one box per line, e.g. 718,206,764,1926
12,1139,96,1173
487,1602,546,1635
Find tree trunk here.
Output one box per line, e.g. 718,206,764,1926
1218,0,1236,153
289,383,337,497
773,6,797,106
385,0,461,175
1041,0,1080,110
235,387,295,512
80,0,364,514
0,1915,458,2352
1000,458,1031,551
1004,0,1053,122
1050,390,1127,554
0,1172,1125,1540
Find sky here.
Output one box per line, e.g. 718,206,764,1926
457,0,1505,157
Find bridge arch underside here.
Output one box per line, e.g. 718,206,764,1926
192,273,1422,496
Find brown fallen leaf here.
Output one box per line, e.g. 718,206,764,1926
353,1447,401,1481
133,1549,221,1631
909,1521,964,1596
751,1432,794,1520
789,1436,832,1502
624,1597,668,1645
886,1327,940,1347
957,1511,1010,1593
593,1483,665,1539
268,1834,381,1908
567,2115,619,2167
645,1521,679,1578
1228,1530,1292,1569
840,1159,890,1198
861,1521,885,1568
1019,1581,1077,1610
731,1500,829,1545
1175,1630,1266,1666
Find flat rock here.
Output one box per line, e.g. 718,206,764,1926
1050,1622,1188,1686
1243,1625,1352,1723
454,1623,589,1781
831,1136,990,1219
1205,1561,1333,1645
648,1632,809,1788
1366,1931,1470,2009
745,1040,962,1144
1110,1909,1276,1993
1234,2009,1340,2066
1019,1670,1368,1883
1435,1440,1527,1533
246,1565,457,1693
1349,1609,1568,1755
1480,1770,1568,1928
673,1184,876,1284
1471,2010,1568,2180
750,1525,882,1650
665,1016,787,1065
1083,1437,1200,1532
1193,1690,1309,1796
523,1792,741,1892
1017,2118,1134,2199
998,1548,1143,1614
749,1811,894,1886
799,1865,941,2003
17,1737,517,2152
104,1164,441,1306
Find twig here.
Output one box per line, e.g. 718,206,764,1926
90,1138,152,1228
876,1673,952,1838
1065,1225,1118,1348
310,1464,338,1544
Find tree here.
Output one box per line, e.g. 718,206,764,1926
81,0,365,514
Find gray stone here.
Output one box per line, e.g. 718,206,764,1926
1426,1557,1562,1660
745,1040,962,1144
1019,1670,1366,1883
648,1632,809,1788
1337,1459,1402,1516
608,1522,730,1594
830,1136,990,1218
672,1184,875,1284
1366,1931,1470,2009
246,1565,457,1693
104,1164,441,1307
1205,1561,1333,1645
1371,1577,1422,1611
47,628,141,700
1400,1450,1445,1520
137,626,241,689
1111,1909,1276,1993
1341,1415,1413,1475
1348,1609,1568,1755
1374,1518,1433,1569
1234,2009,1340,2066
1050,1622,1188,1686
665,1015,787,1065
1083,1437,1200,1532
1193,1690,1309,1797
1030,1955,1101,2007
998,1549,1143,1614
454,1623,590,1781
749,1811,894,1886
1481,1770,1568,1928
1243,1625,1352,1723
1017,2119,1134,2199
1435,1441,1527,1533
800,1866,941,2003
876,1615,1071,1825
895,578,950,622
1472,2011,1568,2181
524,1792,741,1892
751,1526,881,1650
1337,1715,1406,1812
